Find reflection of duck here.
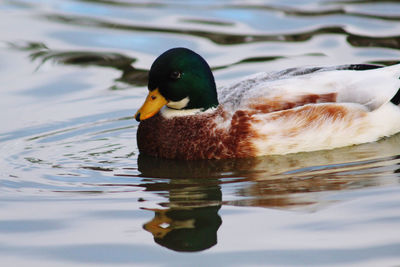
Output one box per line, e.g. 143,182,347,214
139,155,222,252
137,136,400,247
135,47,400,160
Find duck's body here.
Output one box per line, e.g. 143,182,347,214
135,48,400,160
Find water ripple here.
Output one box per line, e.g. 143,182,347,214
42,13,400,48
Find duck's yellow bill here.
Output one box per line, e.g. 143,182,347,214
135,88,168,121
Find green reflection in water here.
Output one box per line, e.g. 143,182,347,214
142,190,222,252
139,155,222,252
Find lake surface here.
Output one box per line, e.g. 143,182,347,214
1,0,400,266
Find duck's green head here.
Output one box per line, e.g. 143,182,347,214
135,48,218,121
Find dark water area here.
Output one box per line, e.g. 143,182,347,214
1,0,400,266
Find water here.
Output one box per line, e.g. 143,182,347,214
1,0,400,266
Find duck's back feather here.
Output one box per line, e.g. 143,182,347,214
219,64,400,113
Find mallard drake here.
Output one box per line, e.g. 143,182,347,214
135,48,400,160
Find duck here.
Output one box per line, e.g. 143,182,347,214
135,47,400,160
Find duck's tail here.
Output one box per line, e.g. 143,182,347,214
390,88,400,105
378,63,400,106
343,63,400,106
390,62,400,105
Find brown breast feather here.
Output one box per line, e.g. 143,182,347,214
137,107,258,160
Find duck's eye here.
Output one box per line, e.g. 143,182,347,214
170,71,182,80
